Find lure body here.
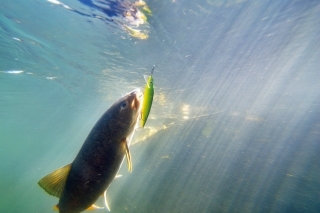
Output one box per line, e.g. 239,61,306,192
140,69,154,128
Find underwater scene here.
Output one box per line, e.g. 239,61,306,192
1,0,320,212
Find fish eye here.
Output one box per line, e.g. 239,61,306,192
120,101,128,110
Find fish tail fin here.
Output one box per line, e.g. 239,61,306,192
38,164,72,198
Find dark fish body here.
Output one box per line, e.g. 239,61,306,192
38,89,142,213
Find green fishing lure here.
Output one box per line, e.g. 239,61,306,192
140,66,155,128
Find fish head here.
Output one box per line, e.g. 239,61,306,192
109,88,143,137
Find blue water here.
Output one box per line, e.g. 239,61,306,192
1,0,320,212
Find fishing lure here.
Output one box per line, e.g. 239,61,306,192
140,66,155,128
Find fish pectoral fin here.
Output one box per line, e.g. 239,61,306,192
86,204,104,211
125,141,133,172
38,164,72,198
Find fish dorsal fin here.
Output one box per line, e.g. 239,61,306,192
143,75,150,88
38,164,72,198
125,141,132,172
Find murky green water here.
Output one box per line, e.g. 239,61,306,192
1,0,320,212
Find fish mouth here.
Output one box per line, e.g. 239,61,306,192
129,88,142,110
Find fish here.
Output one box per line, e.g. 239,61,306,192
140,66,155,128
38,89,142,213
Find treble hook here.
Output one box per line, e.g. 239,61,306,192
151,65,155,75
